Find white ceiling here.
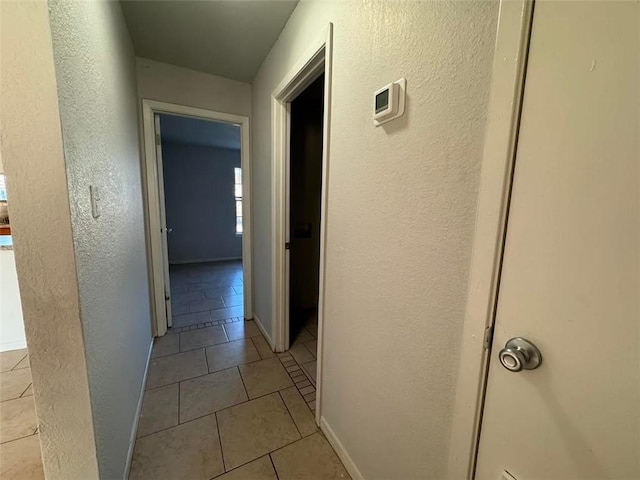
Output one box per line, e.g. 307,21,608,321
160,114,241,150
120,0,298,82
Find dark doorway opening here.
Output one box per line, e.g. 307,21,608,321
288,73,325,350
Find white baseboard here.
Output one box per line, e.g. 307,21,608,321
252,313,274,350
169,256,242,265
321,417,365,480
124,338,154,479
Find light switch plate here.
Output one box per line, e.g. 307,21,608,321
90,185,100,218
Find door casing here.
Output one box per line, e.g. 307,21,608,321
446,1,534,478
153,113,173,328
142,99,253,337
272,23,333,425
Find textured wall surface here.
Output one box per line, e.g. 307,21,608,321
137,57,252,116
252,1,499,477
162,143,242,263
48,1,152,477
0,1,99,477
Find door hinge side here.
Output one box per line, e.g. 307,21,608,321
155,133,161,146
285,242,290,250
483,325,494,350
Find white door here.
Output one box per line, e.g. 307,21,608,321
476,2,639,479
154,114,173,328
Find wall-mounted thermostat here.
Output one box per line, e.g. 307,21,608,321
373,78,406,127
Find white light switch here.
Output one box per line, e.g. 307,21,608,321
90,185,101,218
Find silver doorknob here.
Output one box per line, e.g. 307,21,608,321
498,337,542,372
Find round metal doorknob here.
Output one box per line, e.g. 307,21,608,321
498,337,542,372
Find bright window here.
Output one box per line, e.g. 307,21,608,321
234,167,242,235
0,174,7,201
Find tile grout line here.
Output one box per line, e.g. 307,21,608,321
235,365,250,405
177,370,182,424
269,453,281,480
17,382,32,399
19,384,33,399
276,352,316,412
0,428,39,447
144,339,268,392
9,353,28,371
214,411,226,473
139,382,310,441
277,390,303,439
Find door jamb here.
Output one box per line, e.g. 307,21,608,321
272,24,333,426
446,1,534,478
142,99,253,337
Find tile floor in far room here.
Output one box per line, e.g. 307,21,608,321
168,261,245,330
0,348,44,480
130,261,348,479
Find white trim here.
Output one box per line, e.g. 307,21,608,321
142,99,253,338
321,417,364,480
124,338,153,479
169,256,242,265
271,24,333,427
446,1,534,479
252,313,274,350
154,114,173,328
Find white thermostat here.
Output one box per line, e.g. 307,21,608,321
373,78,406,126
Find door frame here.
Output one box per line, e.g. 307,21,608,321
446,1,534,478
142,99,253,337
272,24,333,424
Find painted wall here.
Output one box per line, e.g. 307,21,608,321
0,1,99,477
136,57,252,117
47,1,152,478
252,1,499,478
162,142,242,263
0,250,26,352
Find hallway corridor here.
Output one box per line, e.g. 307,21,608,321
130,315,348,479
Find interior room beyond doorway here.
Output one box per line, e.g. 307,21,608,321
157,114,245,330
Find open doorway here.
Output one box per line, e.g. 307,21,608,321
0,172,42,476
272,25,332,419
142,101,252,337
157,114,245,331
288,74,325,386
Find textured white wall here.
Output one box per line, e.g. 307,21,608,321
0,250,27,352
252,1,498,477
47,1,152,477
137,57,252,116
0,1,99,477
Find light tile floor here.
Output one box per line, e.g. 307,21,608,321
131,315,348,479
169,261,245,330
0,348,44,479
129,264,349,480
0,263,334,480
